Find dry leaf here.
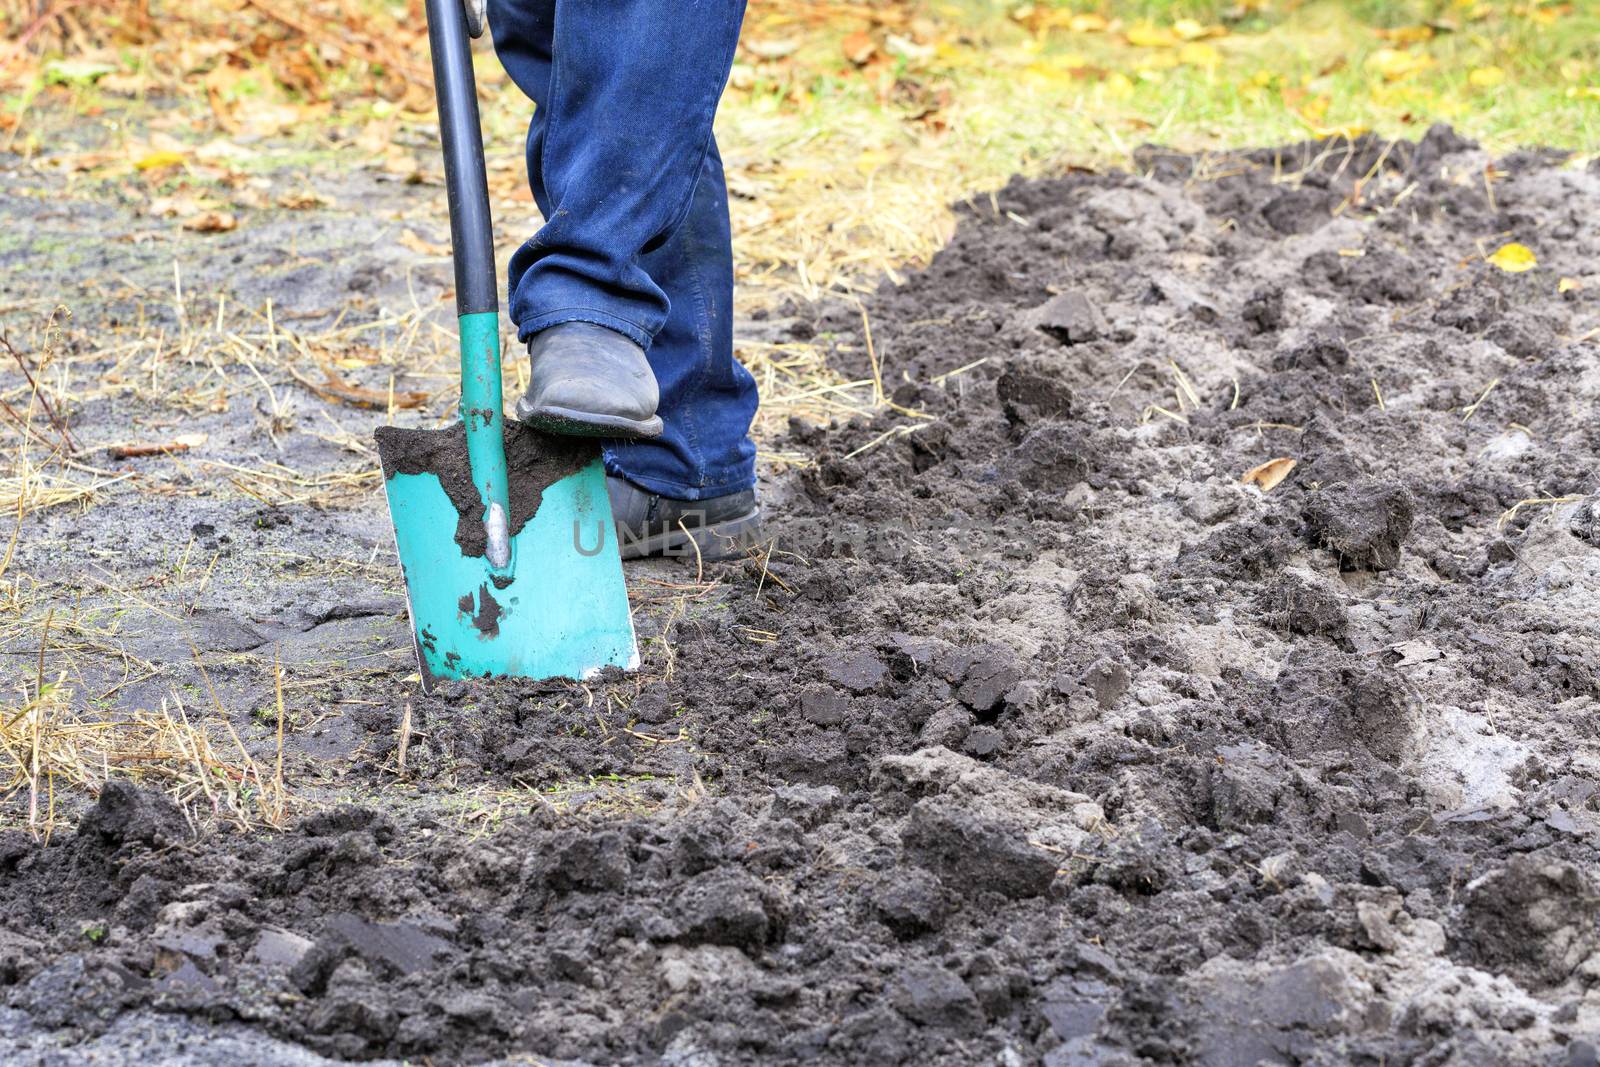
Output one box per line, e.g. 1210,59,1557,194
1486,242,1537,273
886,34,935,62
1068,13,1108,33
1368,48,1434,81
398,230,450,257
842,30,877,66
1376,25,1435,45
744,38,799,61
277,189,330,210
182,211,238,233
99,72,151,96
1126,23,1177,47
1558,277,1581,293
1242,457,1297,492
1468,65,1506,88
147,194,198,217
134,150,186,171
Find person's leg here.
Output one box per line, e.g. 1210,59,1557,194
604,138,757,501
488,0,758,502
496,0,745,346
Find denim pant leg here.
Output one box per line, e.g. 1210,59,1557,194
487,0,759,500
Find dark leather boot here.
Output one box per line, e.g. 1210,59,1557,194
515,322,663,439
607,476,761,561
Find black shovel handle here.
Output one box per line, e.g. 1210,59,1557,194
424,0,498,317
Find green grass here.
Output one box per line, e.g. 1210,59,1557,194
930,0,1600,151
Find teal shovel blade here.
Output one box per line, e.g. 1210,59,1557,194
375,425,639,690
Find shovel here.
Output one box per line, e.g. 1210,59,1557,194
374,0,638,691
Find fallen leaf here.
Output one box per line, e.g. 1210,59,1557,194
1173,18,1208,40
1138,50,1180,72
842,30,877,66
1468,65,1506,88
855,148,892,173
1126,23,1177,47
1375,25,1435,45
1486,242,1537,273
233,100,308,139
182,211,237,233
277,189,330,210
1068,13,1108,33
1368,48,1434,81
194,138,256,163
135,150,186,171
147,194,196,217
99,72,151,96
398,230,450,257
744,38,799,61
1242,457,1297,492
1103,71,1135,97
1558,277,1581,293
885,34,935,61
1178,42,1221,68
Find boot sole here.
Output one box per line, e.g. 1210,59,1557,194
516,400,664,440
619,507,762,562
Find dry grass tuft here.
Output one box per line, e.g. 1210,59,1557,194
0,673,291,839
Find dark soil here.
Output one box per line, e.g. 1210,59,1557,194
375,420,596,559
5,125,1600,1065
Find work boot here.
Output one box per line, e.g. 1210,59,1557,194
515,322,664,439
607,475,761,561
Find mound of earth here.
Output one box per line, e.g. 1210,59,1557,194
5,126,1600,1065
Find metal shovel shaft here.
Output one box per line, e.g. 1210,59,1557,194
424,0,511,569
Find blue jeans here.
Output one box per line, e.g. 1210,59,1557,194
487,0,759,501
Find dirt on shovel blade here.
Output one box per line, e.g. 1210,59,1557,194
5,126,1600,1065
374,420,594,560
